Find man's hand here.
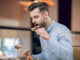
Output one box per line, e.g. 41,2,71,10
23,50,33,60
35,28,50,40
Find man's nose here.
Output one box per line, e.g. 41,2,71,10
32,19,36,23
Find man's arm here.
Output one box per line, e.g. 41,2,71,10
47,30,73,60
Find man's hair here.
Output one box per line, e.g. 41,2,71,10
28,2,49,12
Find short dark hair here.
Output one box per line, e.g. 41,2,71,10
28,2,49,12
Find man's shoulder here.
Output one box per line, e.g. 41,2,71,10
52,22,71,33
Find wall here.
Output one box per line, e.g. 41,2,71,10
71,0,80,60
49,0,58,22
0,0,58,56
0,0,31,56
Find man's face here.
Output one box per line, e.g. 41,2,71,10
30,8,46,28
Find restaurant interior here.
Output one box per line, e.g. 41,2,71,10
0,0,80,60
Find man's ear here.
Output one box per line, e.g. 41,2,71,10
43,11,48,18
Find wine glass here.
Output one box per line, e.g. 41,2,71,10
14,38,22,58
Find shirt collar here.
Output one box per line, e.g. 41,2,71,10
46,20,55,33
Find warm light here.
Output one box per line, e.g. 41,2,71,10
19,0,55,11
19,0,55,7
33,0,39,3
0,50,3,56
37,0,55,6
19,1,33,7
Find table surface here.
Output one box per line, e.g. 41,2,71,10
0,56,9,59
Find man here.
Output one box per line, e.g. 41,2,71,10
23,2,73,60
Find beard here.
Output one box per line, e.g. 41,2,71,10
33,17,47,28
33,21,46,28
39,20,46,28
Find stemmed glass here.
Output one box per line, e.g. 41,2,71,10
14,38,22,58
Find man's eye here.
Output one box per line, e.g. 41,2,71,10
34,16,39,18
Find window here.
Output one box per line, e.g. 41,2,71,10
2,38,17,57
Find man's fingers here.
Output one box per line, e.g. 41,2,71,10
22,50,33,60
35,28,43,35
25,50,31,55
35,30,40,35
23,50,30,57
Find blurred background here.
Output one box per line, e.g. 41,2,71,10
0,0,80,60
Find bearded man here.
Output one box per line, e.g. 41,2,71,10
23,2,73,60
